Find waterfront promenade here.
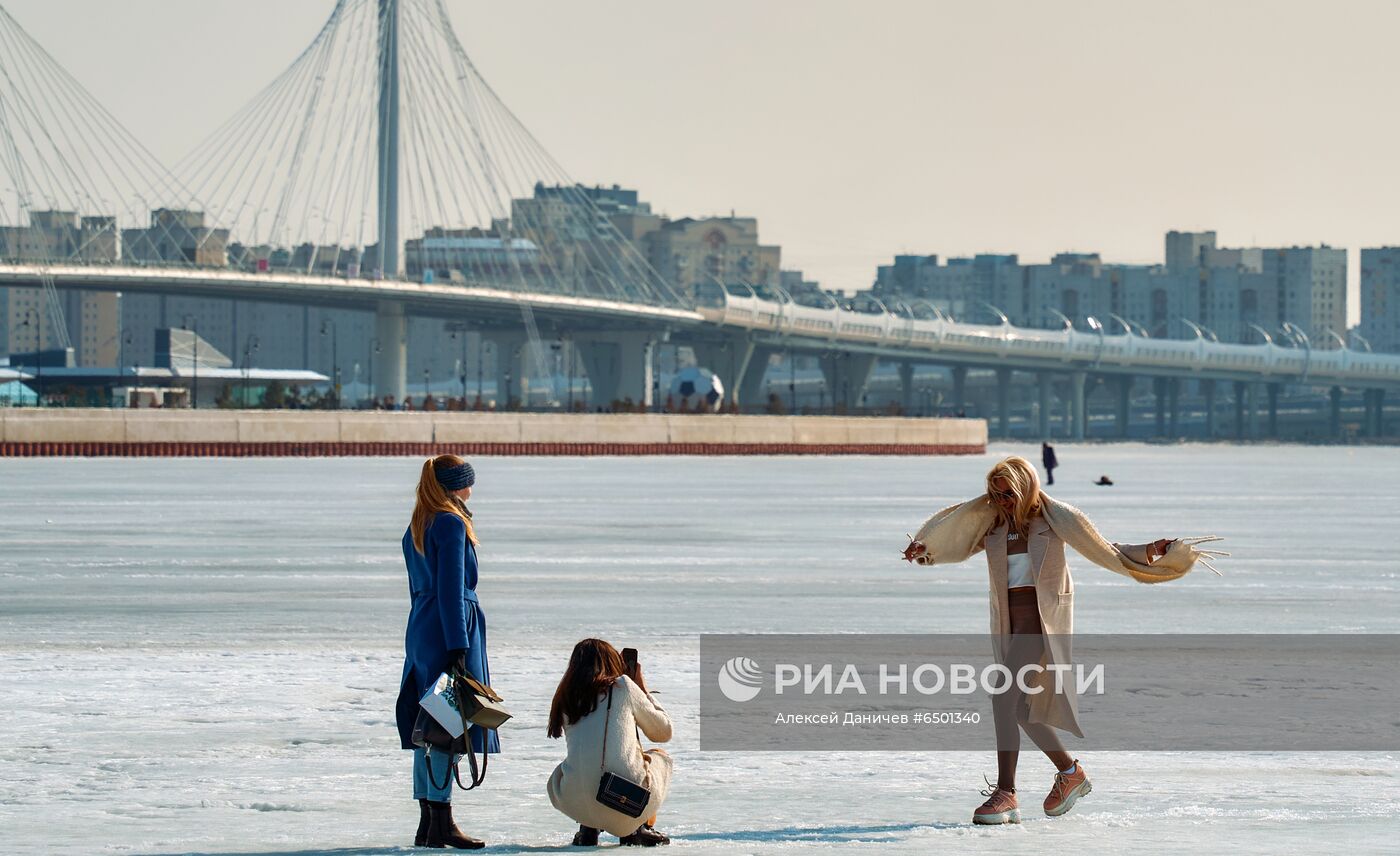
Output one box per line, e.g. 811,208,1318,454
0,409,986,457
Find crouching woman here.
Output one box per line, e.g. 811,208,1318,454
547,639,674,847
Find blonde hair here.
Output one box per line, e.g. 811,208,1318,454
410,455,479,554
985,455,1043,536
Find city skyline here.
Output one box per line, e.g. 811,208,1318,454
7,0,1400,323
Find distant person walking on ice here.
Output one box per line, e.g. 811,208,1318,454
1041,442,1058,485
901,456,1226,825
395,455,498,849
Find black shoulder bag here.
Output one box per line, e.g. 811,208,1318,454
594,684,650,818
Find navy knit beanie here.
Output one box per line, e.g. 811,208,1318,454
435,461,475,491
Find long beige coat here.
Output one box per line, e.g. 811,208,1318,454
547,676,673,836
913,493,1206,736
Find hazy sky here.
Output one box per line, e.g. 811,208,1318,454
8,0,1399,322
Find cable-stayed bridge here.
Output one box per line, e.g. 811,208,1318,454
1,0,1398,437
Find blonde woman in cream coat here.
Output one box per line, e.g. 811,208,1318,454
902,455,1226,825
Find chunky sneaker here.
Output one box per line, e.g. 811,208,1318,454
619,824,671,846
1043,761,1092,817
972,781,1021,825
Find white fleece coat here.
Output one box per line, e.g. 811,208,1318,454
547,676,673,836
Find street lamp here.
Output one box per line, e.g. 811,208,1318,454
368,337,381,407
477,339,487,401
21,309,41,407
320,317,339,409
447,322,470,403
550,341,562,411
565,339,575,412
788,348,797,413
181,314,198,409
120,329,134,382
1086,316,1105,367
242,334,260,408
1281,321,1312,383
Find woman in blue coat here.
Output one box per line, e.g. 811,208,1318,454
395,454,498,849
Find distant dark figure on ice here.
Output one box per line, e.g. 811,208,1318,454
1040,442,1058,485
1094,475,1114,486
396,455,498,849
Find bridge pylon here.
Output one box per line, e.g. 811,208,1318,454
376,0,402,279
373,301,407,404
576,333,655,409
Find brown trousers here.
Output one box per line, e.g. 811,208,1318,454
991,587,1067,755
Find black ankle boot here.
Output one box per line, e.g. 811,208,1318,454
571,824,600,846
619,824,670,847
414,798,431,847
425,800,485,850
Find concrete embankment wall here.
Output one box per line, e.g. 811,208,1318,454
0,409,986,457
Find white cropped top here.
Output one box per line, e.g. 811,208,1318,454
1007,551,1034,588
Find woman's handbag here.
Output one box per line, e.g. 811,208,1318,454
412,666,511,791
594,684,650,818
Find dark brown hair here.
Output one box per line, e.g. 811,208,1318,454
547,638,626,739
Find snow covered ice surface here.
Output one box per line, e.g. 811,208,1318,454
2,443,1398,855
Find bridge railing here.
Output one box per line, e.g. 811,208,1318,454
703,288,1400,384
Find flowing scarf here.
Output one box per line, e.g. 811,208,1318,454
911,493,1222,582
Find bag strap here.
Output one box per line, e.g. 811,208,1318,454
462,674,503,703
598,685,613,773
453,743,486,790
597,680,645,776
424,746,453,791
423,745,486,792
451,669,487,791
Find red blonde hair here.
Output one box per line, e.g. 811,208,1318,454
409,455,479,554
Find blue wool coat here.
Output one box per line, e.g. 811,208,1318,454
395,511,500,754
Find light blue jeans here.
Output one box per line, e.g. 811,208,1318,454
412,747,458,802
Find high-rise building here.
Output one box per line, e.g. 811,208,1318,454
1197,266,1274,344
1202,246,1263,273
0,211,122,365
1116,266,1202,339
404,228,541,283
1360,247,1400,353
1259,246,1347,347
1025,253,1111,330
505,184,661,298
1162,231,1347,345
643,215,781,298
871,254,1023,323
121,209,229,267
872,255,940,301
1165,230,1217,273
65,290,121,367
